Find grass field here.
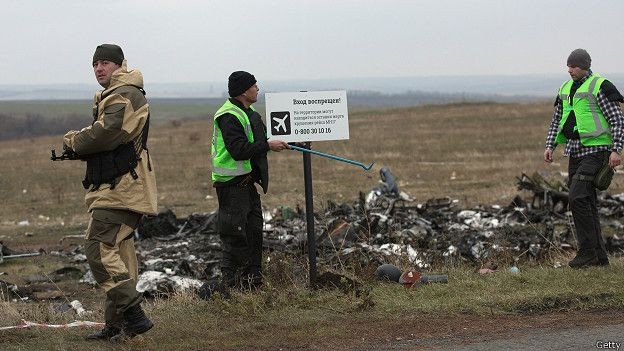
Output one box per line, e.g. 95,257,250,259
0,99,223,121
1,101,623,350
2,100,598,224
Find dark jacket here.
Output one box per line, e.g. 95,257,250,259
248,110,270,193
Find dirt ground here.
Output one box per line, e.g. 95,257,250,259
1,228,623,350
331,310,624,351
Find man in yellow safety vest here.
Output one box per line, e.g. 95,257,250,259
211,71,290,288
544,49,624,268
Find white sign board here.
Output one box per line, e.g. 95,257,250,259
265,90,349,142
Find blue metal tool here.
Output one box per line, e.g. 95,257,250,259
289,145,374,170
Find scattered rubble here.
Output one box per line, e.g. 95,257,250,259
4,168,624,298
127,168,624,295
137,168,624,288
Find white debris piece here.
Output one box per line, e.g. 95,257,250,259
136,270,203,294
483,230,495,238
399,191,412,201
70,300,92,317
144,258,174,266
471,242,485,259
71,254,87,263
80,269,97,285
457,210,500,229
340,247,359,255
457,210,477,219
444,245,458,257
378,243,402,256
169,276,203,290
365,189,382,209
262,210,273,222
136,271,168,292
448,223,469,231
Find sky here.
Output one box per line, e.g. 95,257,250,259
2,0,624,86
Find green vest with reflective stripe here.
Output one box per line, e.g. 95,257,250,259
211,100,255,182
555,74,612,146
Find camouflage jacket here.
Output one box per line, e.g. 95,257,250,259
63,60,157,215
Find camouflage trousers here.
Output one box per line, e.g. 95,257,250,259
85,209,143,327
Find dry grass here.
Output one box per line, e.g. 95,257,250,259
2,102,624,350
1,259,623,351
2,101,600,226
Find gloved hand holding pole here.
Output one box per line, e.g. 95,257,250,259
289,145,374,170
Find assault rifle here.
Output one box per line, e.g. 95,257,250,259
50,148,82,161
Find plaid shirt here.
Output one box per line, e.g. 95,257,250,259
545,72,624,158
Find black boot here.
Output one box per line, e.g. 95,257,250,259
597,251,610,266
85,324,121,341
220,267,237,288
568,249,599,268
124,304,153,336
110,304,153,341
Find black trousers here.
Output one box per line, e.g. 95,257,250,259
568,151,608,258
216,182,263,287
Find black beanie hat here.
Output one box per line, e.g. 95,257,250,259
567,49,591,70
228,71,257,97
93,44,124,65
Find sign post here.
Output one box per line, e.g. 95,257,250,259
301,141,316,284
265,91,349,286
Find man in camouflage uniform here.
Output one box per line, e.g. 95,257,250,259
63,44,156,341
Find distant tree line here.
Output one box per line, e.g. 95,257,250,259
0,113,88,141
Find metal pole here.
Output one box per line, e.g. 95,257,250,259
290,145,374,170
302,141,317,286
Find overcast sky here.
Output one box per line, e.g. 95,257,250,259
2,0,623,86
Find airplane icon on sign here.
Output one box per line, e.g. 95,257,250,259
272,113,289,133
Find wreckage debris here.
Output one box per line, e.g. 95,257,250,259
128,168,624,295
136,270,203,297
375,263,401,282
33,168,624,297
0,243,42,264
398,270,449,288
